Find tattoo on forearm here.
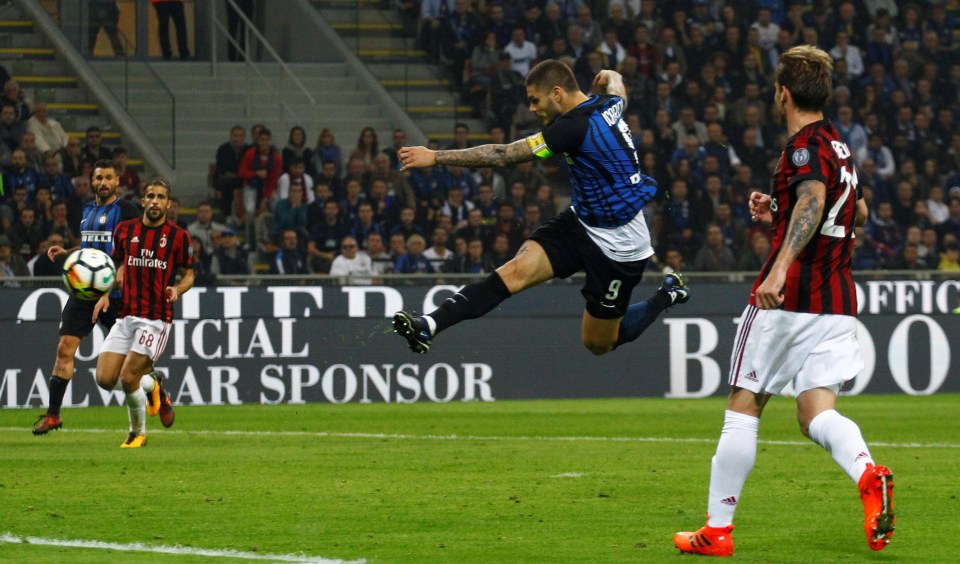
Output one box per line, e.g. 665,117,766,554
784,180,824,257
436,140,532,168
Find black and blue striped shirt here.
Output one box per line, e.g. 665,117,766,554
527,95,656,228
79,197,140,296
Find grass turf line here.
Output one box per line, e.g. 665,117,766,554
1,395,957,563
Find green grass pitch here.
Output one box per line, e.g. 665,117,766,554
1,395,958,563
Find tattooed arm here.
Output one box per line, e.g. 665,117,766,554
753,179,826,309
398,139,534,171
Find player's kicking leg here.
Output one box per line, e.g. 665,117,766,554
394,240,553,354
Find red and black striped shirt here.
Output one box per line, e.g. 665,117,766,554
111,219,193,322
752,119,858,316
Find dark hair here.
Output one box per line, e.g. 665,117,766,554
259,128,272,138
525,59,579,93
287,155,304,166
112,146,127,157
92,159,117,172
85,126,101,135
144,177,172,195
288,125,306,147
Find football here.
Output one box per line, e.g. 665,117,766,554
62,248,116,300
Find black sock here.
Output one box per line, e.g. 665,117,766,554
48,376,70,416
430,272,512,335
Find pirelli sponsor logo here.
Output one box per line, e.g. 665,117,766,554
81,231,112,243
526,132,553,159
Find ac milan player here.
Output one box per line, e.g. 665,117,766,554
674,46,894,556
94,179,194,448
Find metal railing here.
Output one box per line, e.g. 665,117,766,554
209,0,316,121
116,30,177,166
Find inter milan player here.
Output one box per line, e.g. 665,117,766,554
673,46,894,556
393,60,689,357
33,160,140,435
94,178,193,448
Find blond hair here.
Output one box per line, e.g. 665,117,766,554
775,45,833,112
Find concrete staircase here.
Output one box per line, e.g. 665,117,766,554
312,0,489,144
90,60,396,207
0,2,146,171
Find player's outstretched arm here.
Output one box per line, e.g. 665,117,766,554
399,139,534,171
754,179,826,309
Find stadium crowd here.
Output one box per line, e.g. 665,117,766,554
4,0,960,285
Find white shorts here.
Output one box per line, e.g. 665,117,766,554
728,305,863,395
101,316,171,363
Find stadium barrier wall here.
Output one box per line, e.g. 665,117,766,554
1,279,959,407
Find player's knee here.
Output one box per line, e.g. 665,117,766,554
55,337,79,362
582,336,614,356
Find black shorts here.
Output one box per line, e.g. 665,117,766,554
528,208,648,319
59,295,122,337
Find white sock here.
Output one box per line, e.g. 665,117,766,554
423,315,437,336
807,409,873,483
707,410,760,527
126,388,147,436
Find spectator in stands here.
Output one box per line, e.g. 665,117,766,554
5,149,39,200
349,201,384,251
338,178,366,225
29,233,65,276
919,227,940,268
33,185,53,229
486,232,513,270
365,177,395,225
365,232,394,275
59,136,83,178
420,224,453,274
329,235,373,279
370,153,415,221
271,229,308,275
598,27,627,72
0,234,29,285
835,105,868,158
272,155,314,208
446,236,487,274
307,199,344,274
112,146,141,200
349,127,379,169
81,126,111,165
239,128,282,243
88,0,125,56
1,80,30,124
187,201,227,257
311,128,343,180
487,52,525,135
693,222,737,272
467,31,500,116
395,233,434,274
46,200,78,248
937,196,960,245
503,26,538,77
209,227,252,276
167,196,188,230
26,102,69,156
9,206,42,263
271,181,309,242
440,0,480,91
315,159,344,201
0,104,24,153
225,0,255,61
15,132,42,173
382,128,407,170
152,0,191,60
282,126,313,174
420,0,456,63
866,201,904,267
926,185,949,225
737,230,771,272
